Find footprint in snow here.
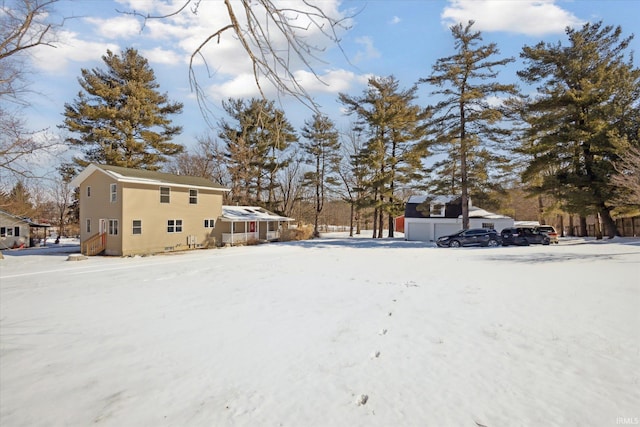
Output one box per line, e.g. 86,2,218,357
378,329,387,335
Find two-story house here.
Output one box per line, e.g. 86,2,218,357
70,164,230,256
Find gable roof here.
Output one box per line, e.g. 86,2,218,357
220,206,294,222
70,164,230,192
0,209,50,227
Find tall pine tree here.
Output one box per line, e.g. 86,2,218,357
218,98,297,208
518,22,640,238
300,113,341,238
62,48,184,171
419,21,518,229
339,76,426,237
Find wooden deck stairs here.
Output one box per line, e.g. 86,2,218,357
81,232,106,256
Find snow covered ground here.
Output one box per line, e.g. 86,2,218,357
1,234,639,426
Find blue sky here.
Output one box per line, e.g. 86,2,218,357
20,0,640,166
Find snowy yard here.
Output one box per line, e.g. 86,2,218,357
1,234,639,426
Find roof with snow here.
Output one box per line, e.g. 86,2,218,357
70,164,230,192
407,195,459,205
466,206,512,219
0,209,51,228
220,206,294,223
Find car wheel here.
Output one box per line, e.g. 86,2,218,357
449,240,461,248
543,240,550,245
487,239,499,247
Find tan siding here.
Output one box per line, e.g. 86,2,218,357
78,171,123,255
120,183,224,256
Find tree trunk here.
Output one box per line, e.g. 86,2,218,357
538,196,545,225
568,215,575,237
598,203,619,238
349,203,354,237
388,215,394,238
595,212,603,240
579,216,588,237
558,214,564,237
372,207,378,238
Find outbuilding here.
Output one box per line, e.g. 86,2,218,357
403,195,514,242
0,210,51,249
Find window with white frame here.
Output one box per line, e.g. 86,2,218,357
132,220,142,235
110,183,117,203
167,219,182,233
160,187,170,203
108,219,119,235
86,219,91,234
430,203,445,217
204,219,215,228
1,227,18,236
189,189,198,204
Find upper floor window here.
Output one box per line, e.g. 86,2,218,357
204,219,215,228
430,203,444,217
189,189,198,204
110,184,117,203
87,186,91,197
160,187,170,203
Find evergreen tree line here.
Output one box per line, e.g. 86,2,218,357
56,20,639,239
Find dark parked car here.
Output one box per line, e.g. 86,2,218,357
536,225,559,244
436,228,501,248
501,227,550,246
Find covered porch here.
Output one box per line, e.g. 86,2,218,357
218,206,294,246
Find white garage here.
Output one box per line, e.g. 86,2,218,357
402,195,514,242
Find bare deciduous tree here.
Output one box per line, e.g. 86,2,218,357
612,145,640,208
128,0,351,123
1,0,61,184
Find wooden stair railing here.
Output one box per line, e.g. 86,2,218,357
81,232,106,256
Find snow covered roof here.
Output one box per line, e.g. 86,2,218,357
70,164,230,192
465,206,512,219
0,209,50,227
407,195,459,205
220,206,294,223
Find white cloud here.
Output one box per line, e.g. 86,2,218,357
353,36,381,63
441,0,584,36
390,16,402,25
85,16,142,39
206,68,367,102
141,47,182,65
30,30,120,73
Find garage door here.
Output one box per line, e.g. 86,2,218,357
407,223,431,241
434,223,461,240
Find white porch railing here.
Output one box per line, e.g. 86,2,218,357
266,230,280,240
222,230,281,245
222,232,258,245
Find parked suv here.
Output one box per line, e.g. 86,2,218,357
436,228,501,248
536,225,559,244
500,227,550,246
